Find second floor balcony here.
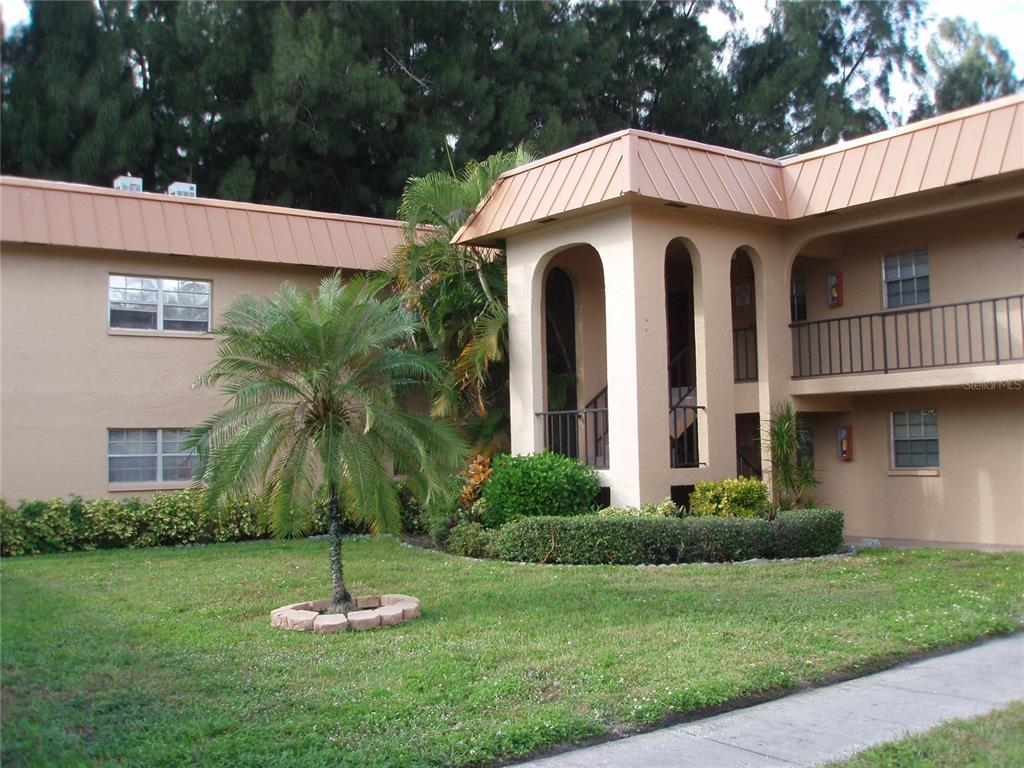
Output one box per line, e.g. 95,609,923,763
791,294,1024,381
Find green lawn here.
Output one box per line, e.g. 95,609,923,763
828,702,1024,767
2,539,1022,767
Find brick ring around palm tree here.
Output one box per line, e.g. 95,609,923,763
270,594,421,633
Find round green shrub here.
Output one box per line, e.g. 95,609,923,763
480,452,600,528
689,477,771,518
447,522,495,558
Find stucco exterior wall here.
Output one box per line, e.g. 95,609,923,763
798,199,1023,323
0,243,332,500
806,387,1024,548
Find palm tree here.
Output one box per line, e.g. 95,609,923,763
765,402,819,511
189,274,466,613
387,146,533,456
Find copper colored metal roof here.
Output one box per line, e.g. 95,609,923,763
0,176,405,270
453,94,1024,245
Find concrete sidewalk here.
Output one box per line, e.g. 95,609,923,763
514,634,1024,767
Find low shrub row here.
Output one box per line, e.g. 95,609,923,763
0,491,269,556
488,509,844,565
1,480,435,557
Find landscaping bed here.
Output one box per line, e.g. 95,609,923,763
3,537,1022,767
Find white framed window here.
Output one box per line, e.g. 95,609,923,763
891,410,939,469
882,249,929,308
108,275,211,332
108,428,197,484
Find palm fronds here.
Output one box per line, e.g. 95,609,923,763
189,274,468,607
386,145,533,456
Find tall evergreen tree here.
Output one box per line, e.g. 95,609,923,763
4,0,1015,213
1,0,152,183
726,0,926,155
911,17,1020,119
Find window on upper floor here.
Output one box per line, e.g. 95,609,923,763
108,428,197,484
108,275,211,332
891,410,939,469
882,249,929,308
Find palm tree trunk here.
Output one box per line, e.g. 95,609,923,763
328,484,353,614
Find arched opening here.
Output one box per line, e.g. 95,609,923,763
539,246,608,468
731,249,758,381
545,268,577,411
665,239,698,468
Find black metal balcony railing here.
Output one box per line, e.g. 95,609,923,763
791,294,1024,378
670,401,700,468
668,348,700,468
538,387,609,469
733,326,758,381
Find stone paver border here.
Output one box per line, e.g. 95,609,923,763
270,594,421,633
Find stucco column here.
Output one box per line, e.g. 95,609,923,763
596,217,647,504
506,238,546,455
756,248,796,494
693,241,737,477
622,219,671,505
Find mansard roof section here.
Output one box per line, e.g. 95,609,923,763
779,94,1024,217
0,176,406,270
452,129,786,244
453,94,1024,245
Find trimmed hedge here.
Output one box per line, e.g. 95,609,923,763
490,508,844,565
480,452,599,528
0,490,269,556
447,522,495,558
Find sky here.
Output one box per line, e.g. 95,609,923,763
2,0,1021,116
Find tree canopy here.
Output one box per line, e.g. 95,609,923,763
2,1,1019,216
911,16,1020,119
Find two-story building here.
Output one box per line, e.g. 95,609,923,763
453,94,1024,549
0,177,403,501
2,95,1022,548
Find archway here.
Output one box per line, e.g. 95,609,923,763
730,249,758,381
539,245,608,468
665,239,698,468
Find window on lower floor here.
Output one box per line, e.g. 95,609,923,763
109,275,211,332
108,428,197,483
891,410,939,468
883,249,929,308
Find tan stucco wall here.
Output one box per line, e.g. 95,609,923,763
0,243,332,500
798,199,1023,322
806,388,1024,548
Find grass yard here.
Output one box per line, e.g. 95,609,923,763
828,701,1024,767
2,538,1022,767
